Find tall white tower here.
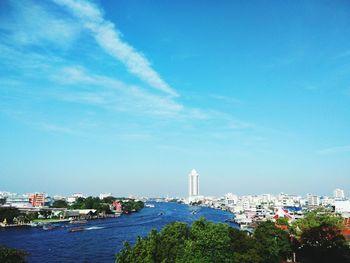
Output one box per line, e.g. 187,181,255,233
189,169,199,197
334,188,345,199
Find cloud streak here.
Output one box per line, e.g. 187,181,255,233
53,0,178,97
51,66,183,116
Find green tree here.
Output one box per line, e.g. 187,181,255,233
291,208,343,238
0,207,21,224
253,221,292,263
117,218,264,263
294,223,350,262
51,200,68,208
276,217,289,226
0,245,28,263
38,210,51,219
103,196,116,204
181,218,232,262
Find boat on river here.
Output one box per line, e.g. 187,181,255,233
69,227,85,232
43,225,58,231
69,219,87,224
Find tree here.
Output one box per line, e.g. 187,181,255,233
276,217,289,226
291,208,343,238
51,200,68,208
116,218,267,263
290,209,350,262
38,210,51,219
103,196,116,204
0,207,21,224
253,221,292,263
180,218,232,262
0,245,28,263
294,223,350,262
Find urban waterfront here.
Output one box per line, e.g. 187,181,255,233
0,202,237,263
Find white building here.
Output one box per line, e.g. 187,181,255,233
189,169,199,197
5,194,32,208
99,193,112,200
333,188,345,200
307,193,320,207
335,200,350,213
224,193,238,206
67,193,85,204
320,196,334,206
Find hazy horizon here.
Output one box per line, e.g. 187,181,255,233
0,0,349,197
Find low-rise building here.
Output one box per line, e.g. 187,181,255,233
5,194,32,208
29,193,46,207
99,193,112,200
335,200,350,214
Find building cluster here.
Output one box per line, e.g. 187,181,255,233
191,189,350,214
1,192,49,208
184,169,350,235
0,191,122,212
0,191,126,227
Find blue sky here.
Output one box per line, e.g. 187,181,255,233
0,0,349,197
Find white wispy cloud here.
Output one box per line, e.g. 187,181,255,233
1,0,80,48
51,66,183,116
0,0,257,143
317,144,350,155
53,0,178,97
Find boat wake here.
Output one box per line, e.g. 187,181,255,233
85,226,105,231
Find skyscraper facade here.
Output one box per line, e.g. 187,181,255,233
189,169,199,197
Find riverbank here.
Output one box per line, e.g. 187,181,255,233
32,218,70,223
0,202,236,263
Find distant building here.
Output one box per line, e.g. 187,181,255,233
335,200,350,213
320,196,334,206
225,193,238,206
189,169,199,197
72,193,84,198
29,193,46,207
334,188,345,200
5,194,32,208
67,193,85,204
307,193,320,207
99,193,112,200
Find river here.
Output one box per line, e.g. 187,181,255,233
0,202,238,262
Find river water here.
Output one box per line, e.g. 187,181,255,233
0,202,237,262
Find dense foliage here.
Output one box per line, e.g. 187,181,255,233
69,196,144,214
290,208,344,238
69,197,112,214
117,212,350,263
51,199,68,208
0,207,21,224
291,209,350,262
116,218,292,263
120,199,144,213
0,245,28,263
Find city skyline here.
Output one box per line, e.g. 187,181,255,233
0,0,350,196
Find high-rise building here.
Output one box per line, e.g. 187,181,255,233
189,169,199,197
334,188,345,200
306,193,319,207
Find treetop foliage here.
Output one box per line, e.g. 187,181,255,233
117,211,350,263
